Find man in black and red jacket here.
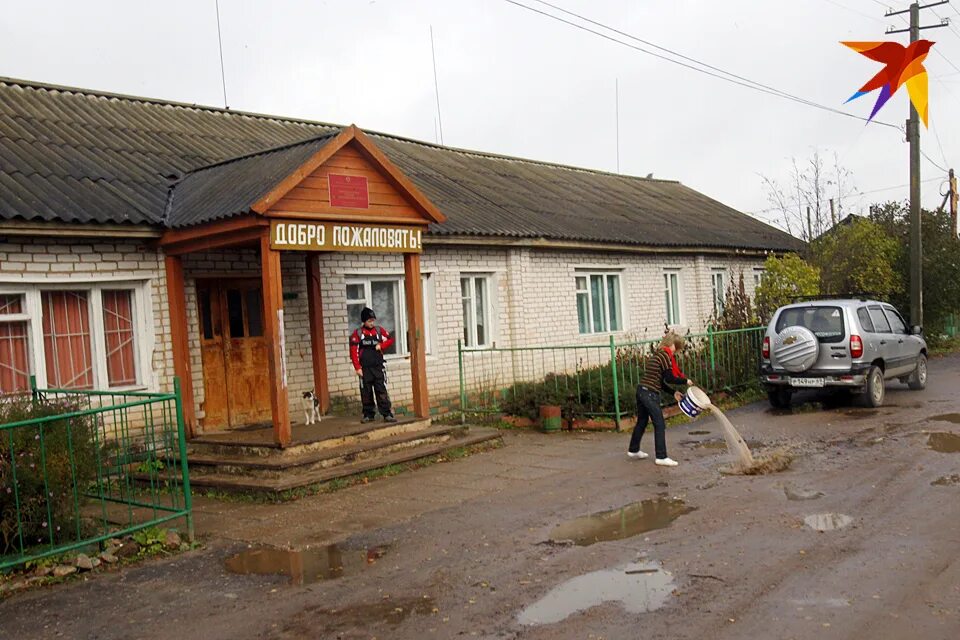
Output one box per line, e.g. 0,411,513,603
350,307,397,423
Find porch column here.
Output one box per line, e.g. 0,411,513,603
306,254,331,414
260,234,291,447
403,252,430,418
163,255,197,437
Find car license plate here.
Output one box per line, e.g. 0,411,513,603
791,377,825,388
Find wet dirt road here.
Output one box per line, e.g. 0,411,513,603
3,357,960,639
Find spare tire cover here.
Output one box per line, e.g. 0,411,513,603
773,325,819,373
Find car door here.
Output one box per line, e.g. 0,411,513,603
867,305,897,378
882,305,916,377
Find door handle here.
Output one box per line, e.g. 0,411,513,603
880,340,887,345
898,339,904,344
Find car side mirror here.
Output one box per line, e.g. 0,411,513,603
911,325,923,336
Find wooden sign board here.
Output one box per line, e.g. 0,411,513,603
270,220,423,253
328,174,369,209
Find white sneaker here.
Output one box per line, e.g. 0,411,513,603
655,457,679,467
627,450,649,460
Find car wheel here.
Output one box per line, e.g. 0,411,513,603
862,365,885,407
767,388,792,409
908,354,927,390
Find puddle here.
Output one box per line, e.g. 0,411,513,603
517,561,674,625
688,430,711,436
928,413,960,424
804,513,853,531
784,485,824,501
224,544,388,585
927,432,960,453
549,499,695,546
932,474,960,486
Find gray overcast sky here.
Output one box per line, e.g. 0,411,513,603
2,0,958,232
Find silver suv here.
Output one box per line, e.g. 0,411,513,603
760,299,927,408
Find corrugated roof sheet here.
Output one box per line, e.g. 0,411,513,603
164,134,337,228
0,77,804,251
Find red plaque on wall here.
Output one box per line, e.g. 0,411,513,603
328,174,370,209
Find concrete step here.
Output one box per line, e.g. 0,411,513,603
188,417,432,458
185,424,471,479
179,427,503,494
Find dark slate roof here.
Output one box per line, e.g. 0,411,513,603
0,77,804,251
164,133,336,227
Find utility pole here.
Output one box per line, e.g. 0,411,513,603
885,0,950,327
951,168,958,236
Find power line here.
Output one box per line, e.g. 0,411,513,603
749,176,942,215
823,0,888,23
215,0,228,109
429,25,444,145
503,0,904,130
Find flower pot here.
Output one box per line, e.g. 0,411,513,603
539,405,562,433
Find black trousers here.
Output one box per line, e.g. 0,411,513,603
628,386,668,459
361,367,392,418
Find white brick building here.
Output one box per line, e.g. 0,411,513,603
0,78,802,445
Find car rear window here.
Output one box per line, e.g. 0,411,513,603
775,306,845,343
857,307,875,332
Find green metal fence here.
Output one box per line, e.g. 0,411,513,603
458,326,765,429
0,378,192,571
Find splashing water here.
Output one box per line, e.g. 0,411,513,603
687,387,754,468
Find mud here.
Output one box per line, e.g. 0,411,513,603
517,561,674,625
928,413,960,424
688,430,711,435
784,485,825,501
224,544,388,585
548,498,695,546
804,513,853,531
932,474,960,486
720,448,794,476
927,432,960,453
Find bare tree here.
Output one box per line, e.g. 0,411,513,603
759,149,859,241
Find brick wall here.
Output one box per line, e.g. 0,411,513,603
2,236,768,424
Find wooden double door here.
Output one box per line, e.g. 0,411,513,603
197,279,272,430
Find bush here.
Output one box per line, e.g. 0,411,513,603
0,396,98,555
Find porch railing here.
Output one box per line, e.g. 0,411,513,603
457,326,765,429
0,378,192,571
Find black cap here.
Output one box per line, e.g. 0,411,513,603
360,307,376,322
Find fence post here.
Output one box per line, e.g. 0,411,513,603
172,377,194,542
457,339,467,425
609,335,622,431
707,325,717,391
29,374,38,402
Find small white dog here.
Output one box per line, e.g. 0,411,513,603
301,391,322,425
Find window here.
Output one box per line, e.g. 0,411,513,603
775,306,845,343
576,272,622,334
0,283,149,392
461,275,493,348
101,290,138,387
42,291,94,389
883,306,908,334
345,276,432,355
857,307,875,333
664,271,681,325
0,294,30,394
868,306,892,333
711,270,726,315
753,269,764,288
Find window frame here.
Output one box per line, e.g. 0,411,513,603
663,269,682,326
711,269,727,316
575,270,624,335
344,274,433,358
0,281,152,391
460,273,495,349
0,291,33,394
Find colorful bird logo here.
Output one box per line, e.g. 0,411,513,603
842,40,934,126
